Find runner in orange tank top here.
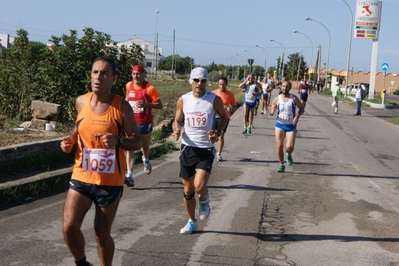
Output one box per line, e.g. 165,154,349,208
60,57,142,266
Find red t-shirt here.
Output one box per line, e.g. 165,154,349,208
125,81,160,124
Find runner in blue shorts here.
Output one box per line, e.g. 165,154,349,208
269,80,304,173
260,77,273,114
239,73,262,134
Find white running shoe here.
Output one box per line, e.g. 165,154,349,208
216,153,223,161
180,220,198,234
199,194,210,220
143,157,152,174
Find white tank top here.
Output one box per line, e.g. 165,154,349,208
262,83,269,94
276,94,296,125
244,83,258,103
182,91,216,148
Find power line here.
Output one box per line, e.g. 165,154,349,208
0,22,313,51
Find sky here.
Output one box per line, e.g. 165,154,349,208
1,0,399,74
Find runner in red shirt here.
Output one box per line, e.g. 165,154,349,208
124,65,163,186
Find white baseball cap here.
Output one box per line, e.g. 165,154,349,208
189,67,208,84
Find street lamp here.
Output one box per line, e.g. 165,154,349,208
226,57,235,79
270,39,286,79
236,53,247,75
151,10,160,78
244,49,255,73
293,30,314,78
255,44,268,74
305,17,331,88
231,56,240,79
244,49,256,59
342,0,354,97
236,53,246,63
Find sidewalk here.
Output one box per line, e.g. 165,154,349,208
0,120,175,205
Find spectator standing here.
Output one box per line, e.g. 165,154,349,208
354,83,365,116
332,82,342,114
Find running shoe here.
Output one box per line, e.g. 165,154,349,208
276,164,285,173
199,194,210,220
180,220,198,234
260,111,264,114
247,126,252,134
125,174,134,187
287,154,293,166
216,153,223,161
242,128,247,134
143,159,152,174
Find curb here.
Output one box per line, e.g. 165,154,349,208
0,120,177,206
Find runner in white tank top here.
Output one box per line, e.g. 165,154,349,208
238,73,261,134
269,80,304,173
172,67,228,235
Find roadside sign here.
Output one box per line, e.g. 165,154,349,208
354,0,382,39
248,59,254,66
381,62,389,71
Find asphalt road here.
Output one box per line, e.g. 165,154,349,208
1,92,399,266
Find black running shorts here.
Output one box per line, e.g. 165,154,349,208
179,144,215,178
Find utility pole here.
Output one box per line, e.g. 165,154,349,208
171,30,175,79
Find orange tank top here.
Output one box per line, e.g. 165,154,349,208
71,92,126,186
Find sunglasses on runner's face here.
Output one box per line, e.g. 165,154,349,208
193,78,207,84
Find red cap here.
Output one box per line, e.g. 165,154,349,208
132,65,146,73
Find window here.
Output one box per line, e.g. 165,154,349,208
145,61,152,68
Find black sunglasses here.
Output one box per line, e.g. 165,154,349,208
193,78,207,84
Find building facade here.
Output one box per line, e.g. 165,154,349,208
0,33,14,56
305,67,399,94
116,37,163,73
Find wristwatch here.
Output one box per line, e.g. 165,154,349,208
216,130,222,136
117,136,124,146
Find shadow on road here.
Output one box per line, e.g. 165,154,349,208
197,230,399,243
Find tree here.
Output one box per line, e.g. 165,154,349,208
159,54,194,74
252,65,265,77
0,27,144,123
266,66,276,76
285,53,306,81
0,29,46,121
